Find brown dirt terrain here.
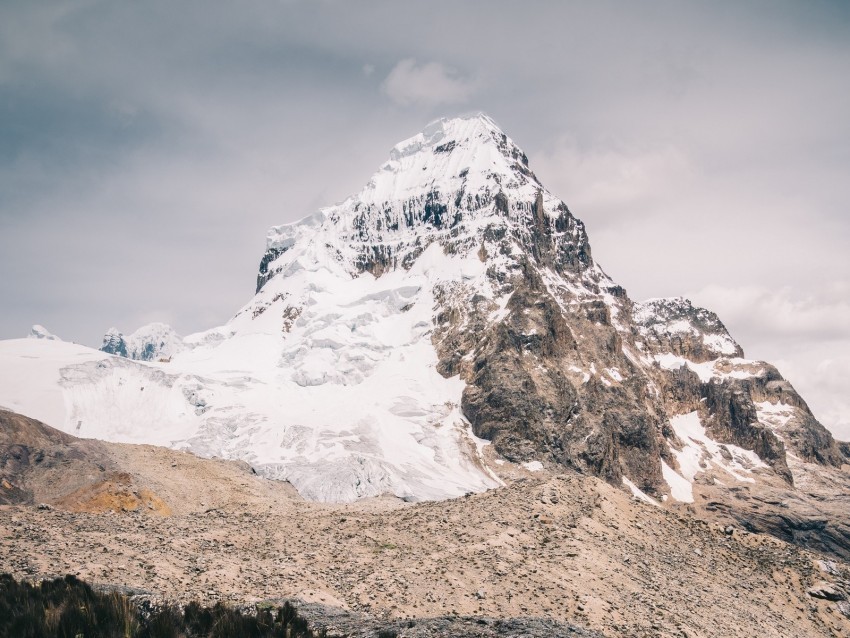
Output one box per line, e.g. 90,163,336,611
2,410,850,637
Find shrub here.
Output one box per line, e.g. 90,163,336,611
0,573,319,638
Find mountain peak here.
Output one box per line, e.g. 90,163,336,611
257,114,589,291
360,113,537,207
389,113,504,159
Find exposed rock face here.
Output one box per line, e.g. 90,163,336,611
448,262,670,493
256,244,289,293
100,328,129,358
638,304,847,467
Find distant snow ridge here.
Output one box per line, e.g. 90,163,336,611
28,325,60,341
100,323,185,361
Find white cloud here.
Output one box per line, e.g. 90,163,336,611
381,59,475,107
688,284,850,343
533,138,695,217
808,358,850,440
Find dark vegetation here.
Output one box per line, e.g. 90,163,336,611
0,574,318,638
0,574,602,637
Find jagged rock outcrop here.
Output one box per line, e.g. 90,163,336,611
632,296,850,556
634,297,743,362
100,328,129,358
635,298,848,473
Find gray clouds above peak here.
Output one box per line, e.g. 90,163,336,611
381,60,477,107
0,0,848,435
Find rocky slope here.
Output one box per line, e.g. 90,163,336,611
0,409,174,514
2,411,849,638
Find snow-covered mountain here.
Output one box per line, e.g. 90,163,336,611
100,323,185,361
28,325,60,341
0,114,846,509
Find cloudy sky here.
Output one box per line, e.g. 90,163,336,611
1,1,848,437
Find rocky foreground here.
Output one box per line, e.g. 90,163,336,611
2,411,850,637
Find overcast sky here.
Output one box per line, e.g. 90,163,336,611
1,0,848,437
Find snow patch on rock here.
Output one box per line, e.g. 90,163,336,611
664,411,769,502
